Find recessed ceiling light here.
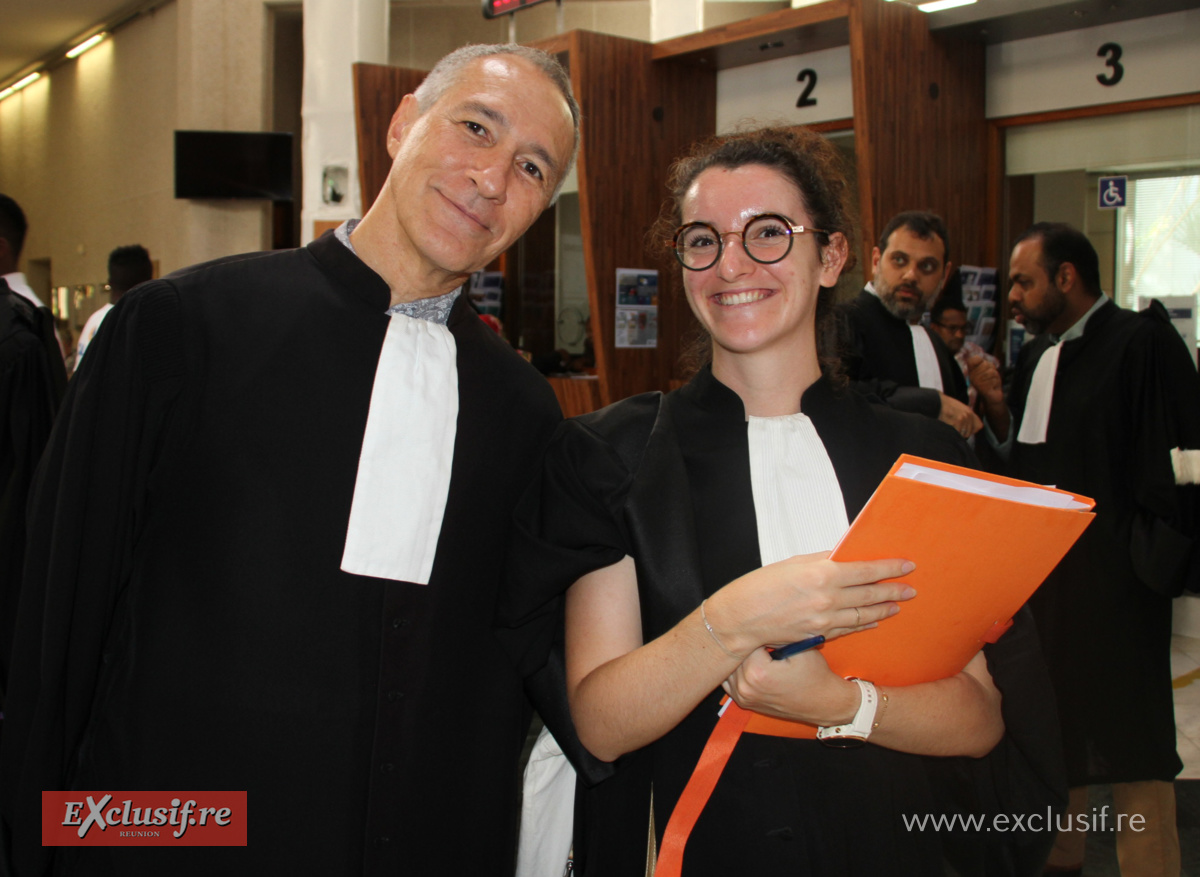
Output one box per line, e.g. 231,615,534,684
918,0,977,11
1,71,41,101
67,33,107,59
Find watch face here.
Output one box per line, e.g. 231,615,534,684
481,0,554,19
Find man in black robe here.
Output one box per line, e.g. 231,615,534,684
978,222,1200,875
0,44,578,876
837,211,980,439
0,277,66,710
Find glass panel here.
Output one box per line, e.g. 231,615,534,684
1115,174,1200,342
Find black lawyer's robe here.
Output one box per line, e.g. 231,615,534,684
1,282,66,707
1005,298,1200,786
0,233,562,876
501,367,1066,876
837,287,968,416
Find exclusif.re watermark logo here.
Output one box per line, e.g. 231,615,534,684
41,792,247,847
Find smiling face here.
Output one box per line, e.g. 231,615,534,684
871,226,949,323
680,164,846,365
381,55,575,291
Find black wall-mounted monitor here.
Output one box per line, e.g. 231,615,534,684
174,130,293,200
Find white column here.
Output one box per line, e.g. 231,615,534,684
301,0,389,243
174,0,272,267
650,0,704,42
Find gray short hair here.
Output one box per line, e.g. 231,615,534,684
413,44,580,200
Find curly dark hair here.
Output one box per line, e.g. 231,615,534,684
648,127,857,379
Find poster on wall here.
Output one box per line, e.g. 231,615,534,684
615,269,658,349
958,265,998,352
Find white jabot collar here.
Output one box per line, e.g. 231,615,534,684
866,282,943,392
340,313,458,584
910,326,944,392
1016,341,1060,446
1017,294,1108,446
747,412,849,565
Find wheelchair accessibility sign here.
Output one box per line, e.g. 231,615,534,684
1098,176,1127,210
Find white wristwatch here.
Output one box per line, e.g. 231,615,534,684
816,678,878,749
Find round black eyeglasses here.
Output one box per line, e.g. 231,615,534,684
673,213,827,272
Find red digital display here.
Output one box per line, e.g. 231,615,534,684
482,0,555,19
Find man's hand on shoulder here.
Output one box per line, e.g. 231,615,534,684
938,393,983,439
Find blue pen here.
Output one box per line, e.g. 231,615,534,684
769,634,825,660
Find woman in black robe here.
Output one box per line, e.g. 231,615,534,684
506,127,1064,876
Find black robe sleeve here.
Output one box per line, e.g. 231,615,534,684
498,402,662,790
0,282,186,875
1126,306,1200,596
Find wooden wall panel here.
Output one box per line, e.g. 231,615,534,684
352,63,428,212
848,0,987,273
648,55,719,395
546,376,602,418
984,120,1006,269
571,31,717,405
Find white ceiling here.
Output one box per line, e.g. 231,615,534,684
5,0,1199,88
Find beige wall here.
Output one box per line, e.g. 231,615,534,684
387,1,651,71
516,0,651,43
0,0,273,324
704,2,788,28
389,5,507,69
1032,170,1118,295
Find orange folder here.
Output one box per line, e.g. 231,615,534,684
742,453,1094,738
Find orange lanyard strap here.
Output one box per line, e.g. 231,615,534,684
653,701,750,877
653,701,817,877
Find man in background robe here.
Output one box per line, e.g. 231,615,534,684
74,244,154,366
0,277,66,714
929,295,1002,412
837,211,980,439
0,44,578,876
979,222,1200,876
0,194,66,364
0,196,44,313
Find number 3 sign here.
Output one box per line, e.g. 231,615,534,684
1097,42,1124,86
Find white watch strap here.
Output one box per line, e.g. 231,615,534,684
816,678,879,742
